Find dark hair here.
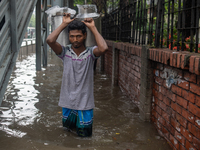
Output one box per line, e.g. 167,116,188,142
68,20,86,34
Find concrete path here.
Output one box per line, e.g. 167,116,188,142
0,50,171,150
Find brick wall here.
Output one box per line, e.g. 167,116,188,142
152,63,200,150
103,45,113,77
97,40,200,150
118,48,141,105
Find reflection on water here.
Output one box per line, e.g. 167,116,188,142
0,53,40,137
0,49,171,150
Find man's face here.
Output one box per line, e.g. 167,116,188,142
69,30,86,48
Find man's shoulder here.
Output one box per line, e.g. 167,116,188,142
86,45,97,49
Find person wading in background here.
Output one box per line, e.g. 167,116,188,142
46,13,108,137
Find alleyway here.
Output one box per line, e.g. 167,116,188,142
0,50,171,150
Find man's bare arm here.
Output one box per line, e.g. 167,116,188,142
46,13,74,55
83,18,108,57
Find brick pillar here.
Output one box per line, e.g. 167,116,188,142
139,46,153,121
112,43,119,86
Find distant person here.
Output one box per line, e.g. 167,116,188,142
46,13,108,137
31,30,33,38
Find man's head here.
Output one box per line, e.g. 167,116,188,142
68,20,87,48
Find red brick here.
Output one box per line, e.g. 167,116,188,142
170,134,180,150
180,126,193,142
161,86,167,96
189,55,196,73
171,108,176,119
158,113,166,126
176,113,187,128
162,110,170,122
171,84,182,96
158,101,167,111
190,83,200,96
165,51,171,65
157,92,163,101
176,96,188,109
182,108,195,123
179,144,187,150
164,106,171,114
175,130,186,145
181,52,190,69
170,52,173,66
167,90,173,100
156,50,159,62
184,71,197,83
155,76,164,85
160,50,165,64
171,117,181,132
154,97,159,105
162,126,170,138
193,137,200,150
171,102,182,114
196,95,200,107
172,94,176,102
177,80,190,90
166,122,176,135
177,53,182,68
154,49,158,61
173,53,178,67
163,96,171,106
186,140,197,150
194,57,200,75
181,90,195,103
188,102,200,118
188,122,200,139
163,80,169,89
151,115,156,122
194,116,200,128
197,75,200,85
159,50,163,63
152,109,157,118
155,105,162,115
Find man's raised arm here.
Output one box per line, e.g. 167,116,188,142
83,18,108,57
46,13,74,55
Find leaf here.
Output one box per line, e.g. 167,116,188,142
116,133,120,135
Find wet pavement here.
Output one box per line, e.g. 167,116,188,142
0,49,171,150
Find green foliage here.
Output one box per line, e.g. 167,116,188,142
28,14,35,27
73,0,93,6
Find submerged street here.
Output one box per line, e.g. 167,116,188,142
0,50,171,150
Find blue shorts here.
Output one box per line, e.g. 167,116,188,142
62,108,93,137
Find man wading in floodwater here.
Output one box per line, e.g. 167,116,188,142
46,13,108,137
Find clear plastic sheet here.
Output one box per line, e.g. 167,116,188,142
45,5,76,24
75,4,100,19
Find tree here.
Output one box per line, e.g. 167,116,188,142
29,14,35,27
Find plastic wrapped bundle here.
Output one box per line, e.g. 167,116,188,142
45,6,76,47
75,4,100,19
75,4,100,47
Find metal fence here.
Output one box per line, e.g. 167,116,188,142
102,0,200,53
0,0,37,105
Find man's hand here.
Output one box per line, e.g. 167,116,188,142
63,13,74,26
82,17,108,57
82,18,95,30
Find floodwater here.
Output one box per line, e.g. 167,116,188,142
0,49,171,150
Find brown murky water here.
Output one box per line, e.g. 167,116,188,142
0,49,171,150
